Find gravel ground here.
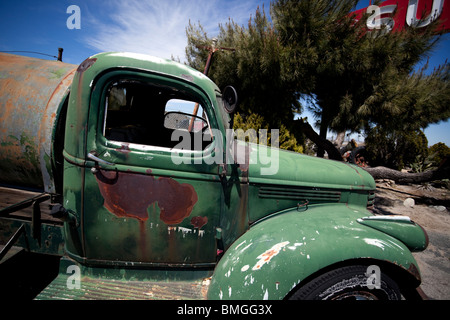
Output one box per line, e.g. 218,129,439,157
372,180,450,300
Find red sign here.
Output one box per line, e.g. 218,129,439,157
352,0,450,32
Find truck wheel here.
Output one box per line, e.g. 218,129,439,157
288,265,402,300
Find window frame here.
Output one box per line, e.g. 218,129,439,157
92,70,219,159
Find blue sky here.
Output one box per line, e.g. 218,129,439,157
0,0,448,146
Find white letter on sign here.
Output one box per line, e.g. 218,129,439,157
366,5,397,31
406,0,444,28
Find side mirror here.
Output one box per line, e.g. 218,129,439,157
222,86,238,114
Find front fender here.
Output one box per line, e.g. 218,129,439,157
207,204,422,300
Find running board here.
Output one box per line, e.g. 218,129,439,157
36,258,210,300
36,275,209,300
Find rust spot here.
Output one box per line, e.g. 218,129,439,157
232,140,250,172
407,262,421,282
252,241,289,271
95,170,198,225
77,57,97,73
0,53,76,188
190,216,208,229
116,144,131,153
254,249,277,269
139,221,148,260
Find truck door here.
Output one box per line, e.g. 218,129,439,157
83,71,222,266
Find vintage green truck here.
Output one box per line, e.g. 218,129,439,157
0,52,428,300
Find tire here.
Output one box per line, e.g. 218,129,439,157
348,146,368,167
288,265,402,300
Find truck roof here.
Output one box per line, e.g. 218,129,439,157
86,52,220,95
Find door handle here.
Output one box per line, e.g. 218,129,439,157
88,152,115,166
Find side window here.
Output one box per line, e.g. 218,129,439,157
103,80,210,150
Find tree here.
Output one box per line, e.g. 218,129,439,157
185,0,450,162
186,8,300,134
364,164,450,184
272,0,363,157
429,142,450,165
365,126,429,170
271,0,449,157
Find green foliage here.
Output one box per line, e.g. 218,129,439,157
186,6,300,128
272,0,449,134
233,112,303,153
185,0,450,157
409,142,450,174
365,63,450,132
429,142,450,166
409,154,436,173
365,126,428,170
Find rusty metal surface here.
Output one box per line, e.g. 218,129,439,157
0,186,65,255
81,166,219,265
95,169,198,224
0,53,76,192
0,186,63,227
36,273,209,300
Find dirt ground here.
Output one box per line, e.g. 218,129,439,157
372,180,450,300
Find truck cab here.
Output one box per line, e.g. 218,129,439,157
0,52,428,300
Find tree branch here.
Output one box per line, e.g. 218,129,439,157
297,119,343,161
363,165,450,184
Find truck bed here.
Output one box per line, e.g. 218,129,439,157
0,186,65,262
0,186,60,224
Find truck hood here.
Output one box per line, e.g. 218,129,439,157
246,143,375,191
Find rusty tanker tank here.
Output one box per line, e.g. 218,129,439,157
0,53,77,192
